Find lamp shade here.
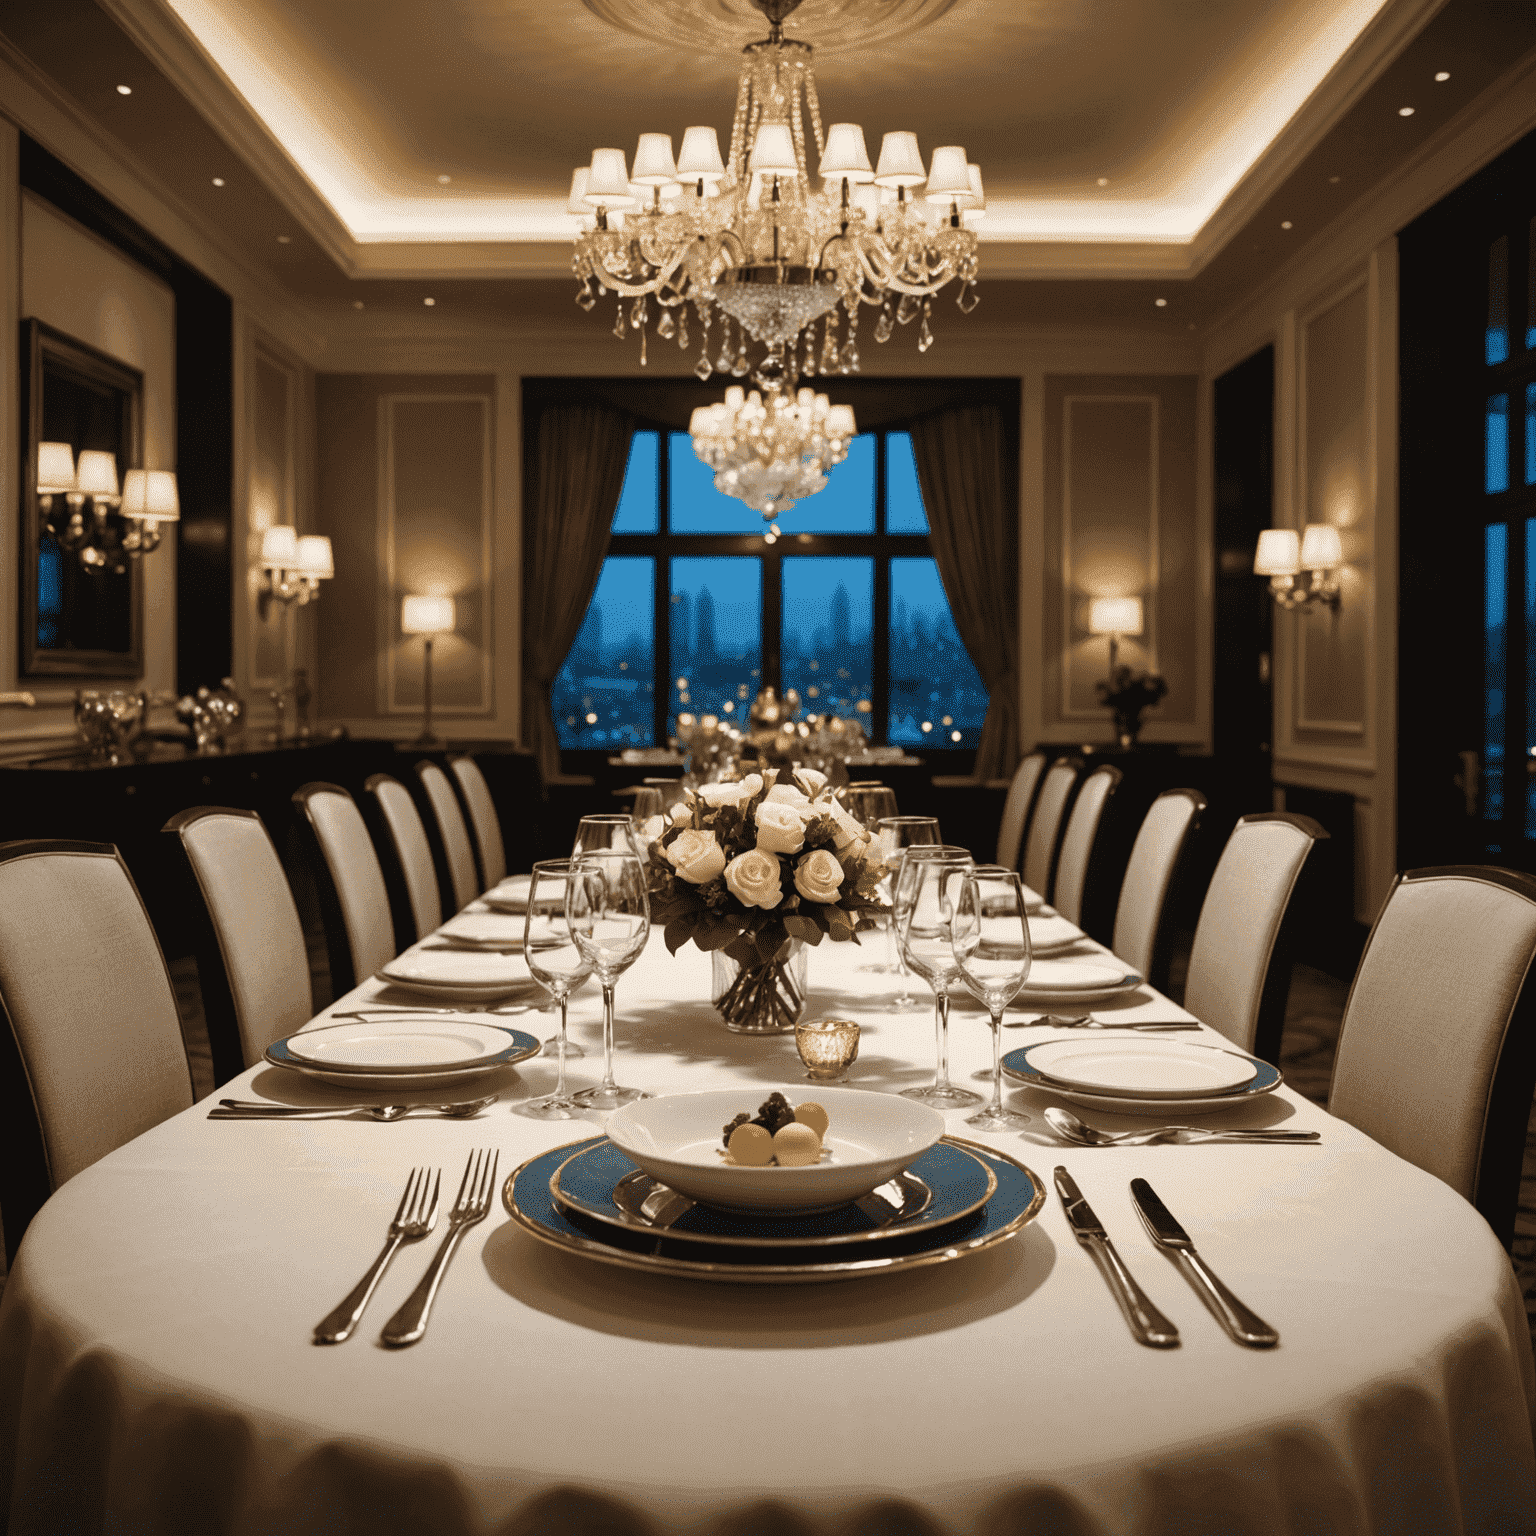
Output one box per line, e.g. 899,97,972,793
567,166,591,214
825,403,856,438
631,132,677,186
584,148,634,207
295,534,333,578
1088,597,1144,636
402,594,455,635
1253,528,1301,576
819,123,873,183
261,524,299,567
848,183,882,221
677,126,726,182
749,122,798,177
122,469,180,521
36,441,75,493
75,450,119,499
965,163,986,213
1300,522,1343,570
924,145,971,203
874,131,927,187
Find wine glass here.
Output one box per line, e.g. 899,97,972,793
521,860,594,1118
951,866,1033,1130
844,782,897,828
895,848,983,1108
629,786,665,824
573,813,645,860
875,815,941,1000
567,849,652,1109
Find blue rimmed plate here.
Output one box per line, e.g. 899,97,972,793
505,1135,1044,1283
1002,1039,1282,1115
549,1138,997,1251
265,1018,539,1089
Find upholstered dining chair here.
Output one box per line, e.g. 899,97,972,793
163,807,312,1085
364,772,443,947
0,839,194,1261
1182,811,1328,1063
1021,756,1082,901
415,760,480,914
1051,763,1122,932
994,750,1047,873
1110,788,1206,994
1329,865,1536,1250
292,782,397,997
450,754,509,889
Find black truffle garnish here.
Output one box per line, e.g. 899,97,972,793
752,1092,795,1136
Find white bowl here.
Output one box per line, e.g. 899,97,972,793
604,1089,945,1215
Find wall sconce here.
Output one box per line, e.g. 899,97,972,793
402,594,455,746
118,470,181,558
1088,596,1144,675
1254,524,1343,612
36,444,179,574
259,526,334,616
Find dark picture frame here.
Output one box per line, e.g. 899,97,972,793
19,318,145,678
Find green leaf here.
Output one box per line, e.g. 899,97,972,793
754,924,785,964
723,934,758,966
783,914,824,946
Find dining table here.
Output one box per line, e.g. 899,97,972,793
1,894,1532,1536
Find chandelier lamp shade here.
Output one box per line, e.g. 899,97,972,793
567,0,982,390
1253,524,1344,611
35,442,180,573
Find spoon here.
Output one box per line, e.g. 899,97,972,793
210,1095,498,1121
1044,1107,1321,1147
1004,1014,1201,1030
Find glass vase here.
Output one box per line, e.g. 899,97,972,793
710,938,808,1034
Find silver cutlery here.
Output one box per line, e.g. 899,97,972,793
1045,1107,1320,1147
329,1005,533,1019
313,1166,440,1344
380,1148,499,1348
1054,1166,1179,1348
210,1095,497,1122
1131,1177,1279,1347
1005,1014,1202,1030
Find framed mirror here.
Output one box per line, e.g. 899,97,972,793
20,318,144,678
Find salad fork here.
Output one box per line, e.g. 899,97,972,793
1045,1107,1320,1147
314,1166,440,1344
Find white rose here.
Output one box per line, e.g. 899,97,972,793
666,829,727,884
639,814,667,846
793,768,829,797
755,800,808,855
794,848,845,904
724,848,783,909
821,800,869,850
763,783,814,814
668,802,694,828
697,773,764,809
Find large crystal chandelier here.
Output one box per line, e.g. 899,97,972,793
569,0,982,390
690,384,856,518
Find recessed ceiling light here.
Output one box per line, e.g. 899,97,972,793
1434,70,1450,82
437,174,452,185
211,177,225,187
115,84,132,96
1187,322,1197,330
1096,177,1109,187
1154,297,1167,308
276,235,291,244
1329,175,1340,184
423,297,436,307
1281,220,1293,230
1399,106,1415,117
353,300,365,309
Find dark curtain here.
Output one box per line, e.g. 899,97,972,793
908,405,1019,782
520,403,635,781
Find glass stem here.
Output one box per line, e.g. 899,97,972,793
553,992,569,1098
600,981,618,1090
987,1010,1005,1117
933,985,952,1091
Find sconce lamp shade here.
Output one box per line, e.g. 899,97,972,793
925,145,972,203
261,524,299,568
819,123,873,183
567,167,591,214
402,594,455,635
37,441,75,493
677,126,726,183
874,131,927,188
1088,596,1144,637
295,534,334,578
74,450,119,499
1299,522,1343,570
121,469,180,522
1253,528,1301,576
749,123,799,177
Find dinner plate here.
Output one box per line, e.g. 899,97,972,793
1002,1040,1283,1114
434,913,526,950
1027,914,1090,958
1009,959,1144,1005
265,1022,539,1088
505,1135,1044,1283
283,1017,525,1072
481,875,537,914
1023,1037,1259,1097
376,947,539,1001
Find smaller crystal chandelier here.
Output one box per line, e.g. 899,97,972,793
690,385,856,518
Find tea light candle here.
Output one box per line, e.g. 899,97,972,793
795,1017,860,1082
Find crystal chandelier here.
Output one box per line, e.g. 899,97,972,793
690,384,857,519
569,0,983,390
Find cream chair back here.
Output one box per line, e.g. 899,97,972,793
416,761,480,911
1052,764,1121,927
365,774,441,943
1111,789,1205,991
164,808,311,1081
293,783,396,995
995,751,1046,872
0,840,193,1258
1329,866,1536,1249
1021,758,1081,899
1182,812,1327,1061
451,755,507,888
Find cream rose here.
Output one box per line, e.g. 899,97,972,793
666,828,727,884
668,802,694,828
793,768,829,797
794,848,845,903
755,800,808,855
724,848,783,909
697,773,764,809
819,800,869,850
763,783,813,813
639,814,667,847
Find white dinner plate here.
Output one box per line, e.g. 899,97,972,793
1025,1037,1259,1097
481,875,534,914
1028,914,1089,957
1009,959,1143,1005
376,947,540,1002
1002,1039,1283,1115
435,913,526,949
284,1017,522,1072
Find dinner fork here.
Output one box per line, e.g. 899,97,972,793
313,1166,440,1345
380,1148,499,1348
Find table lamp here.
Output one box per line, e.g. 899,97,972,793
402,594,455,746
1088,596,1143,675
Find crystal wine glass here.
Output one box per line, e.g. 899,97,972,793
950,866,1032,1130
521,860,594,1118
895,847,982,1109
875,815,941,1003
568,848,652,1109
572,813,645,860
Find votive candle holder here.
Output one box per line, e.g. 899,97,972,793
795,1017,860,1082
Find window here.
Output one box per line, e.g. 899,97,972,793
552,429,988,753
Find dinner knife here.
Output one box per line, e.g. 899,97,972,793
1053,1167,1178,1348
1130,1178,1279,1348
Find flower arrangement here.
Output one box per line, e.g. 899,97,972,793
642,767,888,1031
1095,665,1168,746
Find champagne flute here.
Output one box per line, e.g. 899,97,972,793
521,860,594,1117
568,849,652,1109
895,848,983,1108
573,813,645,859
951,867,1033,1130
875,815,941,1002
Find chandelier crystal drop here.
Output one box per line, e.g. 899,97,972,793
690,384,857,519
570,0,981,387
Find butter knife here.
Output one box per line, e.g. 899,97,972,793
1130,1178,1278,1348
1054,1167,1179,1348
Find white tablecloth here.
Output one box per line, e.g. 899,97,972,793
2,928,1533,1535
